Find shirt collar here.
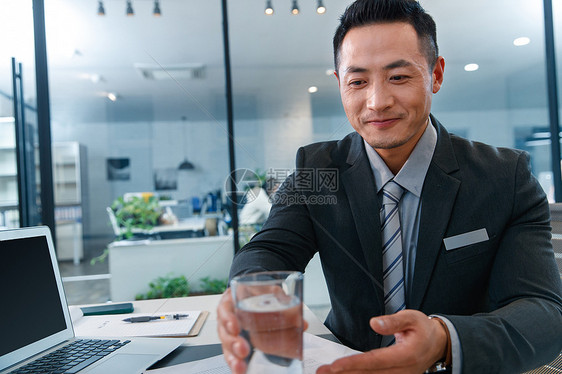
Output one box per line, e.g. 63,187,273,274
364,118,437,197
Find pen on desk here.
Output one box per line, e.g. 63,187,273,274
122,314,189,323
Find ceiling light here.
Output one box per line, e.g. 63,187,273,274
513,37,530,46
126,0,134,16
291,0,299,15
107,93,118,101
153,0,161,16
97,1,105,15
316,0,326,14
464,63,479,72
325,69,334,76
308,86,318,93
265,0,274,15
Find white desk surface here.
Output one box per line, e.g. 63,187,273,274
74,294,332,347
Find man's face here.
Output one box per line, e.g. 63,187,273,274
336,22,444,157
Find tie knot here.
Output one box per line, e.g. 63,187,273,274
382,180,404,206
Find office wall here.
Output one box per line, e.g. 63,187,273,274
51,118,230,236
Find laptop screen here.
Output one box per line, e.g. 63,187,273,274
0,234,68,357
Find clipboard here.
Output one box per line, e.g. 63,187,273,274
186,310,209,337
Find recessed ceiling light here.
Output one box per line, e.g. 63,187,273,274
464,63,479,72
513,37,530,46
308,86,318,93
107,93,118,101
325,69,335,76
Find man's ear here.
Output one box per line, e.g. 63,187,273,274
432,56,445,94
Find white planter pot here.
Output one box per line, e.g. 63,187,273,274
108,235,234,301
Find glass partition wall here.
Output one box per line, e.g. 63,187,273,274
0,1,42,230
44,0,229,304
427,0,553,201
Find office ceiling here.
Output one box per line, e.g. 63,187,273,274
2,0,561,124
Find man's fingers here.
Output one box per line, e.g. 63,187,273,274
217,288,251,374
369,310,419,336
217,289,240,335
224,351,248,374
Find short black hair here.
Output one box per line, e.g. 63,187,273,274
333,0,438,72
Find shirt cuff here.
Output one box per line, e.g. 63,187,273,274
431,315,462,374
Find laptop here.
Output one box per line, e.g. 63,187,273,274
0,226,184,373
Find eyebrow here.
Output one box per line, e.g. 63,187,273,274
343,66,368,74
384,59,412,69
343,59,413,75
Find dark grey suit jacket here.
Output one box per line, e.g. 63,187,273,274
230,116,562,373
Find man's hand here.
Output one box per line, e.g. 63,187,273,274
217,288,251,374
317,310,448,374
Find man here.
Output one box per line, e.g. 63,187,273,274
217,0,562,373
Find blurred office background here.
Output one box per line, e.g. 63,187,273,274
0,0,561,311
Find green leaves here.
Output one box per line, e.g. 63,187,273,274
135,274,228,300
199,276,228,294
135,274,191,300
111,196,163,239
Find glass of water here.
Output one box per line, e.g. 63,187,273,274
230,271,304,374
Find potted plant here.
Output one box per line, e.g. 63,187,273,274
111,195,162,240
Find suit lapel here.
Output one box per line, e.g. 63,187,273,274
409,118,461,309
336,119,461,312
339,134,385,310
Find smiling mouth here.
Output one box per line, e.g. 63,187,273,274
365,118,399,126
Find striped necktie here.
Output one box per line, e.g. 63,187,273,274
380,180,406,346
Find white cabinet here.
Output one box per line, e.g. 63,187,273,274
53,142,85,205
0,120,19,228
0,123,88,260
53,142,87,263
0,147,18,204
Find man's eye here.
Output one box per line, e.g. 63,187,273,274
350,80,365,86
390,75,407,81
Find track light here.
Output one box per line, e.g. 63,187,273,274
153,0,161,16
291,0,299,15
126,0,134,16
316,0,326,14
265,0,274,15
97,0,105,15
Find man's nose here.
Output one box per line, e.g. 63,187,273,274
366,84,393,111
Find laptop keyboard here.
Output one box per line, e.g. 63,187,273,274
11,339,131,374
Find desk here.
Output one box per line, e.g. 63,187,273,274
75,294,334,368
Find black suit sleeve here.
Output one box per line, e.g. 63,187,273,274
445,152,562,373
